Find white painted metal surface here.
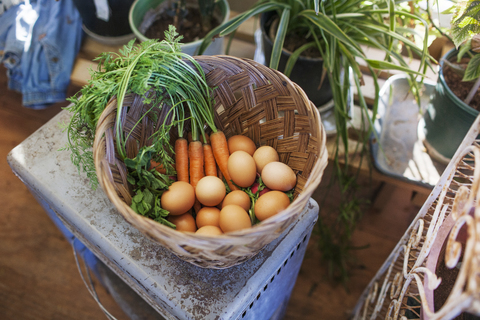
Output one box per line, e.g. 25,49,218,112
370,74,444,189
353,113,480,319
8,109,319,320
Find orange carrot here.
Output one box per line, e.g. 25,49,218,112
189,140,204,188
202,133,216,177
175,138,189,182
189,139,205,215
204,132,211,144
210,131,238,191
150,160,167,174
203,143,217,177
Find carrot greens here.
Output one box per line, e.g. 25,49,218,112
125,145,175,228
62,26,214,191
62,26,219,227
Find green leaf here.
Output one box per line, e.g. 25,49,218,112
124,158,137,169
299,10,365,59
141,202,152,215
458,39,472,60
132,202,139,213
220,3,290,37
464,53,480,81
198,3,289,55
133,192,144,203
156,217,176,229
270,9,291,70
286,189,294,202
150,174,167,190
389,0,395,31
284,42,317,77
451,0,480,47
142,189,154,205
365,59,427,76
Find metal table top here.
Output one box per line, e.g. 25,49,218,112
7,109,319,320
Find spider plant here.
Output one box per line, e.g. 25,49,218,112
200,0,434,160
199,0,435,282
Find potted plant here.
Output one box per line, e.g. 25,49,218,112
128,0,230,55
198,0,434,168
199,0,433,117
72,0,136,45
422,1,480,163
198,0,434,281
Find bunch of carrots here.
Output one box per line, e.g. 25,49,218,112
174,123,237,195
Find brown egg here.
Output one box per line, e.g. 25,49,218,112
196,206,221,228
168,213,197,232
195,176,226,207
261,161,297,191
222,190,251,212
254,191,290,221
219,204,252,233
228,135,257,156
196,225,223,236
161,181,195,215
227,151,257,188
253,146,279,173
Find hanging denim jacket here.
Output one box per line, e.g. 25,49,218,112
0,3,23,92
0,0,83,109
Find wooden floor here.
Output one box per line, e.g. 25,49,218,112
0,61,429,320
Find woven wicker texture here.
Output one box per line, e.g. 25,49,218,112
93,55,328,269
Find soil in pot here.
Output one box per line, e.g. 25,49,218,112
143,7,221,43
443,58,480,111
282,30,322,58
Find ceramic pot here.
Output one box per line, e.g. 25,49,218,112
260,11,333,108
129,0,230,56
423,48,479,163
72,0,135,44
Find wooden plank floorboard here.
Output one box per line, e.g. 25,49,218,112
284,168,415,320
0,61,421,319
284,229,399,320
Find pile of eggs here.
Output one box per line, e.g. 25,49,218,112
160,135,297,236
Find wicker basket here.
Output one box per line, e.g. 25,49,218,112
93,55,328,269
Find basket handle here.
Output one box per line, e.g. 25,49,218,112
72,238,118,320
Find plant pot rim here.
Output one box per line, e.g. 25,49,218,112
439,48,479,117
260,11,323,64
83,24,136,46
129,0,230,45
